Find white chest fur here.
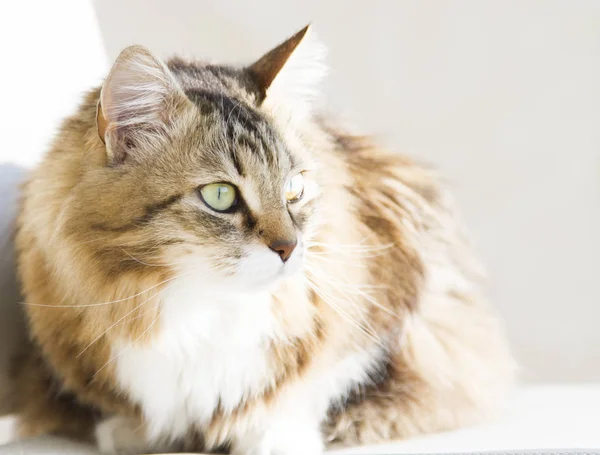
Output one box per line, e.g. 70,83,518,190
113,281,278,441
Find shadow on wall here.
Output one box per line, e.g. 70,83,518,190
0,164,27,416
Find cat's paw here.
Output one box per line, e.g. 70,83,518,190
231,420,324,455
95,416,148,455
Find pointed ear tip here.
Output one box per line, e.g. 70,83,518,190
301,24,326,47
296,23,316,40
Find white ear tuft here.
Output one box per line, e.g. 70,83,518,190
248,25,327,116
267,27,327,104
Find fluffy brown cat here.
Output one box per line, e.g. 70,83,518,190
14,25,515,455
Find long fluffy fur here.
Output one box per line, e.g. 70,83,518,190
13,26,515,454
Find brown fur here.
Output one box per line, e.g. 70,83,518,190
13,26,515,453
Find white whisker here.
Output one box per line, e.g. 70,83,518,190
118,247,201,268
305,276,383,347
305,261,397,318
20,273,183,308
91,305,163,380
20,257,233,309
76,277,184,358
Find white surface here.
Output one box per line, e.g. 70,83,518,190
1,385,599,453
0,436,99,455
0,418,14,447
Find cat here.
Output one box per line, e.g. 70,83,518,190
13,25,515,455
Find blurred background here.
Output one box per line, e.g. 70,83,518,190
0,0,598,383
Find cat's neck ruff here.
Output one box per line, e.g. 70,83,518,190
158,279,279,349
112,276,281,440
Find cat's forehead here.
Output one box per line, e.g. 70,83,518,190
167,61,300,185
184,99,296,179
169,60,258,96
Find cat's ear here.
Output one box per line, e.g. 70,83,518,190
248,25,326,116
97,45,185,164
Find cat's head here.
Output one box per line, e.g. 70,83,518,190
75,26,328,292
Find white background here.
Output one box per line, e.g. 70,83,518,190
1,0,599,382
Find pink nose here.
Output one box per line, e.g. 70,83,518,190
268,239,297,262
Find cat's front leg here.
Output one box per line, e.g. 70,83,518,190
230,412,324,455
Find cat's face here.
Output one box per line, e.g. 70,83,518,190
76,28,326,293
120,90,320,292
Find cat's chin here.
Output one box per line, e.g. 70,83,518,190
242,257,304,292
183,254,304,295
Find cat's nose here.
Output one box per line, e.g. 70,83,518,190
268,238,297,262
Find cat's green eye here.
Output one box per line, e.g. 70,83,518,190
285,173,305,203
200,183,237,212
